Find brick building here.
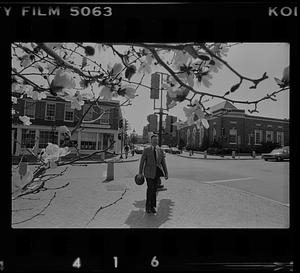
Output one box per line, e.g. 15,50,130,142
177,101,289,151
11,94,122,156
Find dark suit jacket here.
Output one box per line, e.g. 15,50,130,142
139,146,168,179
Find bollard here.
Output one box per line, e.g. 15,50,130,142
252,151,256,159
19,161,28,179
204,151,207,159
106,162,114,181
232,151,236,159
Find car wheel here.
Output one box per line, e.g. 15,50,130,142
264,158,268,161
277,157,282,161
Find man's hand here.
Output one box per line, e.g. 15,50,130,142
164,175,168,180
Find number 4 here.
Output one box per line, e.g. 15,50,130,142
72,257,81,268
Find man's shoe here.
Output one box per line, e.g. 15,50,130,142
146,208,151,213
157,185,167,192
150,207,157,213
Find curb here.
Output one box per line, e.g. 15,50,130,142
177,154,260,161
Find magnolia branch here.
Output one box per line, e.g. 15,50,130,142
197,43,268,86
37,43,102,80
12,192,57,225
86,188,127,226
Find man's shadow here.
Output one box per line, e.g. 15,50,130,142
124,199,174,228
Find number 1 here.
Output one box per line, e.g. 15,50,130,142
113,256,118,268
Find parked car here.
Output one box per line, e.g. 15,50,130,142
169,147,181,154
134,145,144,154
261,146,289,161
161,145,171,153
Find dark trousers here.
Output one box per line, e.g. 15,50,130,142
145,167,161,209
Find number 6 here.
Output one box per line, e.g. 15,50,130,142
151,256,159,267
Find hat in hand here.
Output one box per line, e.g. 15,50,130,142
134,174,145,185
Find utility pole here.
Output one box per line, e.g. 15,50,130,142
153,72,169,147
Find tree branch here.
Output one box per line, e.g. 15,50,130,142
12,192,56,225
86,188,127,226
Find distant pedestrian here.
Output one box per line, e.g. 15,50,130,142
131,146,135,156
138,134,168,214
124,145,129,159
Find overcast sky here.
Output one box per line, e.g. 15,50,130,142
121,43,289,135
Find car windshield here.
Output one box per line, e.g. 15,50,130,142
271,149,283,153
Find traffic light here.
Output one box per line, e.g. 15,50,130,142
147,114,158,132
150,73,160,99
119,119,123,129
124,119,129,132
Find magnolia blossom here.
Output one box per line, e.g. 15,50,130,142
52,69,76,89
183,101,209,129
57,125,71,137
41,143,70,163
26,89,47,100
100,86,113,100
172,50,191,70
111,63,123,75
45,43,64,49
201,73,213,88
20,55,33,67
64,91,85,110
12,97,18,104
138,62,152,74
121,85,136,99
19,116,32,126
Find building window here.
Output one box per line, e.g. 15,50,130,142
82,104,94,121
254,129,263,145
187,129,190,145
64,103,74,122
99,107,111,125
21,129,36,148
24,100,35,119
230,121,237,124
266,131,274,142
229,128,237,144
103,133,114,150
192,127,196,146
277,131,284,146
45,103,56,121
212,127,217,141
39,130,58,148
198,126,204,147
81,132,97,150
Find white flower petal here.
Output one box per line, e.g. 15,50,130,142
201,118,209,129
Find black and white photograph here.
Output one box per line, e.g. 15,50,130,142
11,42,290,228
1,2,296,272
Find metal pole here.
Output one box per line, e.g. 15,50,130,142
120,129,123,159
158,74,163,147
158,108,163,147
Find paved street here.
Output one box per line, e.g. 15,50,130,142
11,154,289,228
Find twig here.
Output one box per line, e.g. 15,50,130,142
12,208,34,213
44,182,70,190
12,192,56,225
86,188,127,226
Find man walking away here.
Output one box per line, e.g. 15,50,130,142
138,134,168,214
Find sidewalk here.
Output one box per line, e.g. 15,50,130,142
12,164,289,228
177,151,261,160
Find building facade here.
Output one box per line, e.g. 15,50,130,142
11,94,122,156
177,101,289,151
